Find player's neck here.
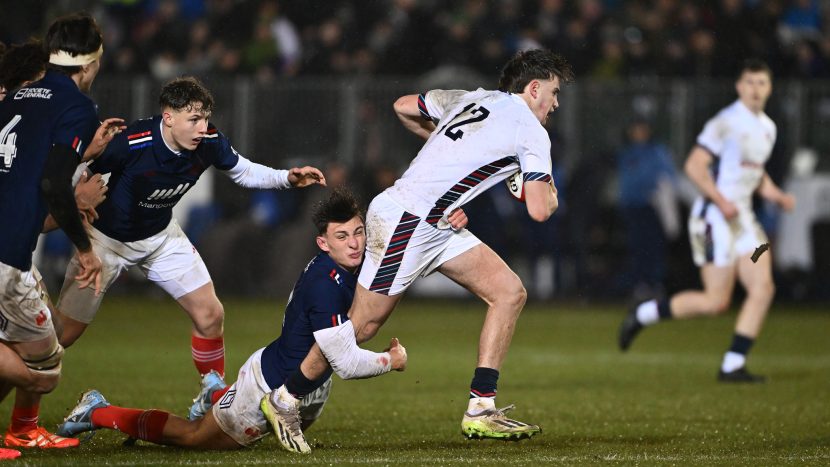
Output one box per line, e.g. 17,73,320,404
159,121,183,154
739,99,764,115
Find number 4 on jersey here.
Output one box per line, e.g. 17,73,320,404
1,115,22,170
439,104,490,141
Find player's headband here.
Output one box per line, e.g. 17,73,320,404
48,45,103,67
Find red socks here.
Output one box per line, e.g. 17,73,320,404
9,405,38,433
91,407,169,444
191,335,224,377
210,386,231,405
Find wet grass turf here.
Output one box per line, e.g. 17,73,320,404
3,297,828,465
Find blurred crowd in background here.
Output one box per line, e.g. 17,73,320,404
4,0,830,302
3,0,830,81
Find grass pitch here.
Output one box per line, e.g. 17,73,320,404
2,297,828,465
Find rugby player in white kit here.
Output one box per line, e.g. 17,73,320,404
619,59,796,383
260,49,575,452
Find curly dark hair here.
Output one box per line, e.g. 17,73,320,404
44,13,103,76
498,49,575,94
312,187,364,235
0,40,48,92
159,76,215,114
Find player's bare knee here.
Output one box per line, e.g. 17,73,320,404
747,279,775,300
194,302,224,336
26,371,59,394
495,277,526,312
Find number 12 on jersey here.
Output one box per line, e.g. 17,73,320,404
438,103,490,141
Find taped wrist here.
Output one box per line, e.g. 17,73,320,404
313,321,392,380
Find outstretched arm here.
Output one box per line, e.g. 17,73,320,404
222,155,326,189
394,94,435,140
82,118,126,162
309,321,406,380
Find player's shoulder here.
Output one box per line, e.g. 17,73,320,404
122,117,157,149
303,253,350,289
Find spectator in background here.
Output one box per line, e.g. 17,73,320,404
616,118,677,299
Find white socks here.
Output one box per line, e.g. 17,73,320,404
721,351,746,373
466,397,495,416
635,300,660,326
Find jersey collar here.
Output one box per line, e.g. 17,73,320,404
317,252,358,288
153,115,186,164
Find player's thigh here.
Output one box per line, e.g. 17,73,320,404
437,243,523,306
0,263,57,344
699,263,737,304
348,285,402,342
211,349,272,447
736,251,774,294
57,235,128,325
141,219,212,300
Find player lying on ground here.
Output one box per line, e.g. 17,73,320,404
56,189,466,450
264,48,574,452
53,76,326,383
618,59,796,383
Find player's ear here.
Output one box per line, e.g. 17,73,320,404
526,79,539,99
316,235,330,252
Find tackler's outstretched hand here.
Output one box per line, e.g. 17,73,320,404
83,118,126,161
385,337,408,371
288,166,327,188
447,208,468,230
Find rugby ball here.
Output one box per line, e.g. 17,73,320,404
505,171,524,202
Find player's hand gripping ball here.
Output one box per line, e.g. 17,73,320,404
506,171,524,202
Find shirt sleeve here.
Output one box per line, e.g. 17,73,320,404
515,122,553,184
420,89,468,122
696,114,727,157
52,101,97,157
209,128,240,170
306,277,350,333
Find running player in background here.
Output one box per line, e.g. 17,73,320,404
265,48,574,452
56,189,424,450
618,59,796,383
54,76,326,382
0,14,105,452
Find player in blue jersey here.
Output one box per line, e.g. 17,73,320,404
54,76,326,383
0,14,107,451
55,188,435,450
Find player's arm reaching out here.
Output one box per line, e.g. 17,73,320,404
40,143,102,294
684,146,738,220
757,171,796,211
222,155,326,189
82,118,127,162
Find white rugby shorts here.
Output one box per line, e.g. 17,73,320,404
0,262,55,342
58,218,211,324
358,192,482,295
211,348,332,446
689,202,768,267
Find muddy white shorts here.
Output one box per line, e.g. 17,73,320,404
211,348,332,446
358,192,482,296
58,219,211,324
689,202,768,267
0,262,54,342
